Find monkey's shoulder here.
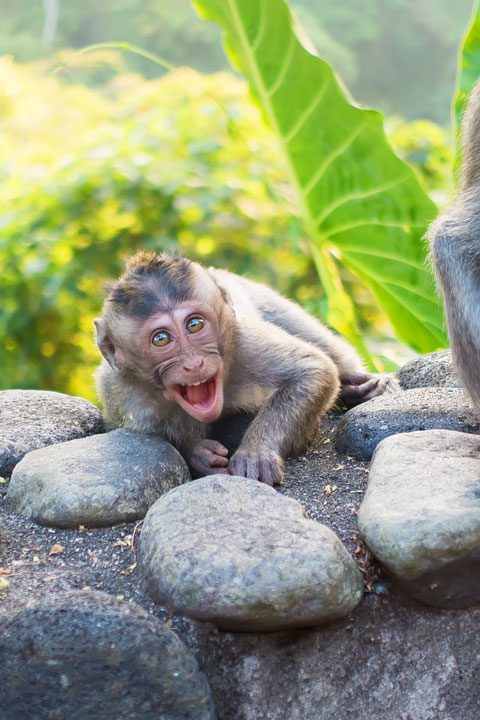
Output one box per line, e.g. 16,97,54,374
210,267,330,340
223,368,275,413
210,267,287,316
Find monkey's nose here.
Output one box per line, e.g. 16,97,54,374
183,356,205,372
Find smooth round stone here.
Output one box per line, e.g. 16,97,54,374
0,390,103,476
7,429,190,528
334,387,479,460
138,475,363,632
359,430,480,608
396,350,459,390
0,590,214,720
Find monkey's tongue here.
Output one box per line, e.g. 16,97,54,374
185,383,210,405
171,374,223,422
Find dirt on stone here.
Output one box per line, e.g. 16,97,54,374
0,411,383,626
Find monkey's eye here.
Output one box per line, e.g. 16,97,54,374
186,317,205,334
152,330,172,348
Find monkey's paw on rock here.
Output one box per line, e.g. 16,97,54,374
6,429,190,528
138,475,363,632
359,430,480,608
0,389,103,476
0,590,215,720
334,387,479,461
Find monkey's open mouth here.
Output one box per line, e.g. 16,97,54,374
170,373,223,422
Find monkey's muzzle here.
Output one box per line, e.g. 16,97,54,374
169,373,223,423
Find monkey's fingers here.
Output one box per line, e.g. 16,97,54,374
341,372,373,385
341,375,402,407
361,376,401,401
201,440,229,456
346,377,379,395
207,451,230,468
190,440,229,476
257,457,284,486
228,455,247,478
229,449,284,486
340,377,380,406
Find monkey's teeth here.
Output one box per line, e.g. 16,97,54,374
170,373,223,422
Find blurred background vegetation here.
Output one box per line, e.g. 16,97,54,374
0,0,473,400
2,0,473,122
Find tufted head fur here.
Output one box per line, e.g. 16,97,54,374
104,252,197,319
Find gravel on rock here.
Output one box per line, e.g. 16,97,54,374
2,402,480,719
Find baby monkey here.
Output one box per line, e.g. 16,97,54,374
95,252,387,484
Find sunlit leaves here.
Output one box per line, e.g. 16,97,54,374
192,0,447,355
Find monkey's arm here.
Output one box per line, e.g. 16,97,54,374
228,320,340,485
430,216,480,412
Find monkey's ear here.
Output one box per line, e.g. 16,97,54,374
94,318,118,370
219,285,234,310
207,269,234,312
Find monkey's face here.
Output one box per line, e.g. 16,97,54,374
118,302,226,423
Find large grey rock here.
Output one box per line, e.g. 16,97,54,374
0,390,103,476
192,596,480,720
335,387,479,460
139,475,363,631
397,350,459,390
358,430,480,608
0,590,214,720
7,429,190,528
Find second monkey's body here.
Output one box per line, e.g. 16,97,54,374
96,254,384,484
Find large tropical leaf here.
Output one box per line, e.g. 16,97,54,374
454,2,480,165
192,0,447,356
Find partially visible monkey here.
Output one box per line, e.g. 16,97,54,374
95,252,389,484
429,79,480,413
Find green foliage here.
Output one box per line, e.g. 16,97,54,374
192,0,447,360
0,59,327,399
1,0,473,123
386,118,454,196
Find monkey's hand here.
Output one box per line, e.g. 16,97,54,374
190,439,229,477
228,447,284,487
340,372,400,408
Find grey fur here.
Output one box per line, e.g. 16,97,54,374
429,80,480,414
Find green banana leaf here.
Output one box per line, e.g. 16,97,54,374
454,2,480,166
192,0,447,357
